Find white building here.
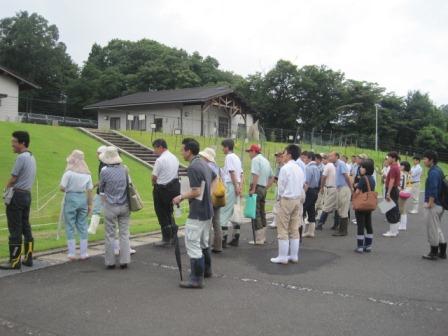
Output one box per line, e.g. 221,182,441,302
84,87,254,138
0,65,39,121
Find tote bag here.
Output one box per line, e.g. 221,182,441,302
244,194,258,219
352,176,378,211
126,172,143,212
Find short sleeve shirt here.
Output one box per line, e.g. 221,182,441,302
11,151,36,191
322,163,336,187
250,154,273,187
152,150,179,185
60,171,93,192
222,152,242,183
187,156,217,221
357,175,376,193
410,164,422,183
335,159,349,188
386,163,401,187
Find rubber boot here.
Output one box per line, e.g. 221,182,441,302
229,224,240,246
364,234,373,252
249,228,266,245
438,242,447,259
270,240,289,264
332,218,348,236
222,227,228,249
399,214,407,231
299,226,303,242
288,239,300,263
330,212,340,230
303,223,315,238
302,223,309,237
316,211,328,231
67,239,77,260
180,257,204,289
355,235,364,253
383,223,399,237
203,248,212,278
22,239,34,267
88,214,101,234
422,246,439,260
0,243,22,270
80,239,89,260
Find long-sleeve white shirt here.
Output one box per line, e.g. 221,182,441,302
278,160,305,199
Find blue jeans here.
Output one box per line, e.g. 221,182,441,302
63,192,88,240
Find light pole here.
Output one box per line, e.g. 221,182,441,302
294,118,303,144
374,103,382,151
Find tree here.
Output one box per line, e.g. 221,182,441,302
0,11,78,101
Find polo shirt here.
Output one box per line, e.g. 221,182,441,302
386,163,400,188
11,151,36,191
250,154,273,187
335,159,349,188
222,152,242,183
152,150,179,185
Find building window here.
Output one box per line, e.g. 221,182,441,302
154,118,163,132
110,117,121,130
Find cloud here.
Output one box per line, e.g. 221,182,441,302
3,0,448,104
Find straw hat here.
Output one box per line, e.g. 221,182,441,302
199,147,216,163
66,150,91,174
357,153,368,160
99,146,122,165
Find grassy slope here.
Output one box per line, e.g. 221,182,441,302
0,122,189,259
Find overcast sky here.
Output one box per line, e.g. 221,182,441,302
3,0,448,105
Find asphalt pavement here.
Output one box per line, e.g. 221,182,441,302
0,199,447,336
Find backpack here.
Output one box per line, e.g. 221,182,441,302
436,166,448,210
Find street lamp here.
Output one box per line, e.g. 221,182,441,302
294,118,303,144
374,103,382,151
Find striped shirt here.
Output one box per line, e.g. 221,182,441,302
99,164,128,205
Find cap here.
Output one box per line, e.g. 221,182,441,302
245,144,261,153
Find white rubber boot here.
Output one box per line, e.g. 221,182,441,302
80,239,89,260
288,239,300,263
303,222,315,238
88,215,101,235
270,240,289,264
67,239,77,260
399,214,407,231
383,223,399,237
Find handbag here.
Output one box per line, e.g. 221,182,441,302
126,172,144,212
352,176,378,211
3,187,14,206
212,176,226,207
244,194,258,219
399,190,412,199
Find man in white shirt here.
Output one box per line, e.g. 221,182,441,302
296,153,306,173
316,154,337,231
219,139,243,248
151,139,180,247
410,156,423,214
271,144,305,264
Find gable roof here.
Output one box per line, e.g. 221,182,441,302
84,86,236,110
0,65,40,90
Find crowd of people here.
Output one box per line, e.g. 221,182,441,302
1,131,447,290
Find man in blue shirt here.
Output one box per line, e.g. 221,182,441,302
331,152,353,237
303,151,321,238
422,150,446,260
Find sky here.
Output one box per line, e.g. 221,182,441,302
3,0,448,105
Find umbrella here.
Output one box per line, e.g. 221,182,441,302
251,218,256,244
172,205,183,281
56,193,66,240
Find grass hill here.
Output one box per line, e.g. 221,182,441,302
0,122,189,259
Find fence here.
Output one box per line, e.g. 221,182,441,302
19,112,98,128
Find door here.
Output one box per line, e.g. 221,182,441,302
110,117,121,130
154,118,163,132
218,117,229,137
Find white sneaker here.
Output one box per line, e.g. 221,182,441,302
383,223,399,237
130,248,136,255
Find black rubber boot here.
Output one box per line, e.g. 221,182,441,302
299,226,303,243
228,234,240,247
222,235,228,249
332,218,348,236
316,212,329,231
180,258,204,289
422,246,439,260
203,248,212,278
22,239,34,267
438,243,447,259
330,212,340,230
0,243,22,270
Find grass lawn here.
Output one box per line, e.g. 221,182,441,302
0,122,190,259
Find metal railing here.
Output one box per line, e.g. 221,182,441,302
19,112,97,128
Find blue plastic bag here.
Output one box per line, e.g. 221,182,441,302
244,194,257,219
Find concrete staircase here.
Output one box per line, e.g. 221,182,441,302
79,128,187,176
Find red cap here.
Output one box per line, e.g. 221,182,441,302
245,144,261,153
